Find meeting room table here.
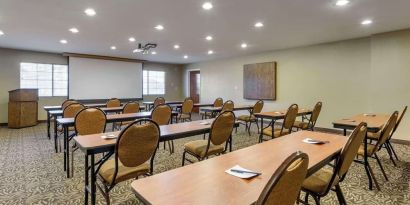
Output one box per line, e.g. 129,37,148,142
143,100,184,110
333,113,390,191
199,105,254,117
74,119,240,205
57,111,178,178
254,108,312,143
130,131,347,205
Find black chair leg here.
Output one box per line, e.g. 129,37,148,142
255,120,260,134
313,196,321,205
335,184,347,205
304,192,309,204
375,153,389,181
248,122,252,136
388,141,399,161
384,143,397,167
182,151,186,166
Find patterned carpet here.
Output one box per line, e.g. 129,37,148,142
0,120,409,205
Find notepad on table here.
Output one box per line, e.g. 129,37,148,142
199,121,211,125
303,138,329,144
225,165,261,179
101,134,117,140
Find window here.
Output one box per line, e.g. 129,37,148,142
20,63,68,97
143,70,165,95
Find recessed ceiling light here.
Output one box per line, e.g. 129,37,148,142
155,25,164,30
205,35,213,41
202,2,213,10
129,37,136,42
208,50,214,55
84,8,96,16
335,0,350,6
110,46,116,50
361,19,373,25
183,55,188,59
254,22,264,28
174,44,180,49
241,43,248,48
151,51,157,55
0,30,4,36
60,39,68,44
69,28,79,33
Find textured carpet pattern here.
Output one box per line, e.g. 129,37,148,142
0,121,409,205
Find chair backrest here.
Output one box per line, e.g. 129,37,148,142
74,108,107,135
252,100,264,114
213,97,224,107
376,111,398,149
282,104,299,131
151,104,172,125
255,151,309,205
62,99,77,110
392,106,407,134
106,98,121,108
123,102,140,114
181,98,194,114
113,119,160,184
63,103,85,118
209,111,235,146
336,122,367,180
309,101,322,127
221,100,234,112
153,97,166,108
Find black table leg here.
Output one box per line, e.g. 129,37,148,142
90,154,96,205
47,112,51,139
54,116,58,153
84,154,89,205
343,129,347,136
63,126,67,171
66,126,71,178
258,117,264,143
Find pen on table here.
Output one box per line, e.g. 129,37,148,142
230,169,262,175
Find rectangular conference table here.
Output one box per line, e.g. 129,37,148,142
200,105,254,117
74,119,240,205
131,131,347,205
332,113,390,191
255,108,312,143
143,101,214,110
57,111,178,178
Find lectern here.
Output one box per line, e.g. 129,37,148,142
8,89,38,128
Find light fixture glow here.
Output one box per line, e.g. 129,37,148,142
202,2,213,10
174,44,180,49
129,37,136,42
155,25,164,30
84,8,96,16
0,30,4,36
205,35,213,41
110,46,116,50
361,19,373,25
254,22,264,28
151,51,157,55
183,55,188,59
208,50,213,55
69,28,79,33
60,39,68,44
241,43,248,48
335,0,350,6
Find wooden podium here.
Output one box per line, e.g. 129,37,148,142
8,89,38,128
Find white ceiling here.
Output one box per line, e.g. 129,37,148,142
1,0,410,64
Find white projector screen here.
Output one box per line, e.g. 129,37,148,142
68,57,143,100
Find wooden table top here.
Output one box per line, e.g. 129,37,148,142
48,106,145,116
200,105,253,112
332,113,390,131
173,103,214,108
56,111,178,126
143,101,184,105
74,119,232,152
254,108,312,119
44,103,107,111
130,131,347,205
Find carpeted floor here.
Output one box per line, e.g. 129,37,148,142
0,119,409,205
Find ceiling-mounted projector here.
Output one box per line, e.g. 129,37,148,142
133,43,157,54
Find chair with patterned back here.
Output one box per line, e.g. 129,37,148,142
237,100,264,136
302,122,367,205
97,119,160,205
201,97,223,119
151,104,173,153
221,100,234,112
71,108,107,176
261,104,298,141
178,98,194,122
182,111,235,165
153,97,166,110
106,98,121,108
61,99,77,110
255,151,309,205
56,103,85,151
115,102,140,129
294,102,322,131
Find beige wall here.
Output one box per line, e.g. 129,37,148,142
143,62,184,102
0,48,68,123
183,29,410,141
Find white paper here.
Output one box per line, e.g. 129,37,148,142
225,165,259,179
199,121,211,125
101,134,117,140
303,138,325,144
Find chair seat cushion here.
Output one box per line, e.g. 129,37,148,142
262,127,289,138
294,121,309,130
178,113,191,119
237,115,256,122
367,132,380,140
357,144,377,156
99,158,150,184
302,168,339,195
184,140,224,158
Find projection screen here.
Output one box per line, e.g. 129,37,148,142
68,57,143,100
